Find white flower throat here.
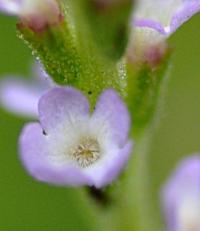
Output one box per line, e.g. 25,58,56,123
47,116,109,168
70,136,101,168
178,195,200,231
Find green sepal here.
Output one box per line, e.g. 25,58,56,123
17,0,131,106
17,20,82,85
126,50,172,136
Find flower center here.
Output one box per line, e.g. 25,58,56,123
70,137,101,168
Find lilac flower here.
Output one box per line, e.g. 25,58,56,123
0,0,61,31
0,62,53,118
128,0,200,65
19,87,133,188
134,0,200,37
161,155,200,231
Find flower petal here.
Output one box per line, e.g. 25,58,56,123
19,123,92,186
134,19,167,35
84,141,133,188
134,0,200,36
170,1,200,34
32,61,53,87
0,78,40,118
92,89,130,147
162,156,200,208
161,155,200,231
0,0,22,15
38,87,90,133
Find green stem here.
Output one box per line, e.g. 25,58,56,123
114,128,162,231
109,53,172,231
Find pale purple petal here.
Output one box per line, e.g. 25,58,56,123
38,87,90,133
134,0,200,36
134,19,167,35
32,61,54,87
92,89,130,147
170,1,200,34
0,62,52,118
161,155,200,231
19,123,92,186
0,0,23,15
0,78,40,117
85,141,133,188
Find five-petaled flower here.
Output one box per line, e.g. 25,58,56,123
19,87,133,188
161,155,200,231
0,0,61,31
128,0,200,65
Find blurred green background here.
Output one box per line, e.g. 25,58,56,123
0,13,200,231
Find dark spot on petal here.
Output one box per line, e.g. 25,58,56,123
43,130,47,136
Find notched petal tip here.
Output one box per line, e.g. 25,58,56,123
38,87,90,132
93,88,131,147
